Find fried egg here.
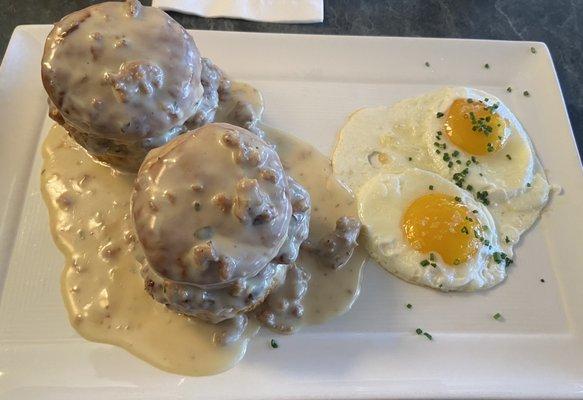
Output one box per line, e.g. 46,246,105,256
357,168,510,291
332,87,550,246
422,87,539,201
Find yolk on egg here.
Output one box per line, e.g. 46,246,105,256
401,193,483,266
444,98,507,156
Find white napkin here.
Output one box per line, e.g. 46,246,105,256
152,0,323,23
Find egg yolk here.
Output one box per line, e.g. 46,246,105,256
402,193,483,266
444,98,506,156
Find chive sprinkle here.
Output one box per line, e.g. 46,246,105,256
530,46,537,54
506,87,512,93
523,90,530,97
408,157,413,161
476,190,490,205
416,328,423,335
423,332,433,340
420,259,430,267
526,182,532,187
484,63,490,69
429,185,434,190
425,61,430,67
505,236,510,244
506,154,512,160
493,313,502,320
270,339,279,348
406,303,413,309
436,112,445,118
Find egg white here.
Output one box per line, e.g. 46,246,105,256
332,96,439,194
357,169,509,291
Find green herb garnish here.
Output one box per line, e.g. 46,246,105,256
476,190,490,205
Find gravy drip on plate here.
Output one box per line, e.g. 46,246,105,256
41,82,366,375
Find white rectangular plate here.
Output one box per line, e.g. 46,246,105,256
1,26,582,399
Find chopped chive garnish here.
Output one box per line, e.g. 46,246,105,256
270,339,279,348
423,332,433,340
484,63,490,69
406,303,413,309
540,278,545,283
505,236,510,244
493,252,503,263
416,328,423,335
420,259,430,267
436,112,445,118
493,313,502,320
476,190,490,205
466,184,474,191
454,196,462,202
429,253,435,261
425,61,430,67
452,150,460,157
526,182,532,187
453,258,461,265
506,154,512,160
523,90,530,97
429,185,434,190
448,161,454,168
461,226,469,235
408,157,413,161
506,86,512,93
530,46,537,54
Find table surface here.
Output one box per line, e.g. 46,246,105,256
1,0,581,160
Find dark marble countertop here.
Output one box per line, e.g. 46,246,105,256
1,0,581,159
